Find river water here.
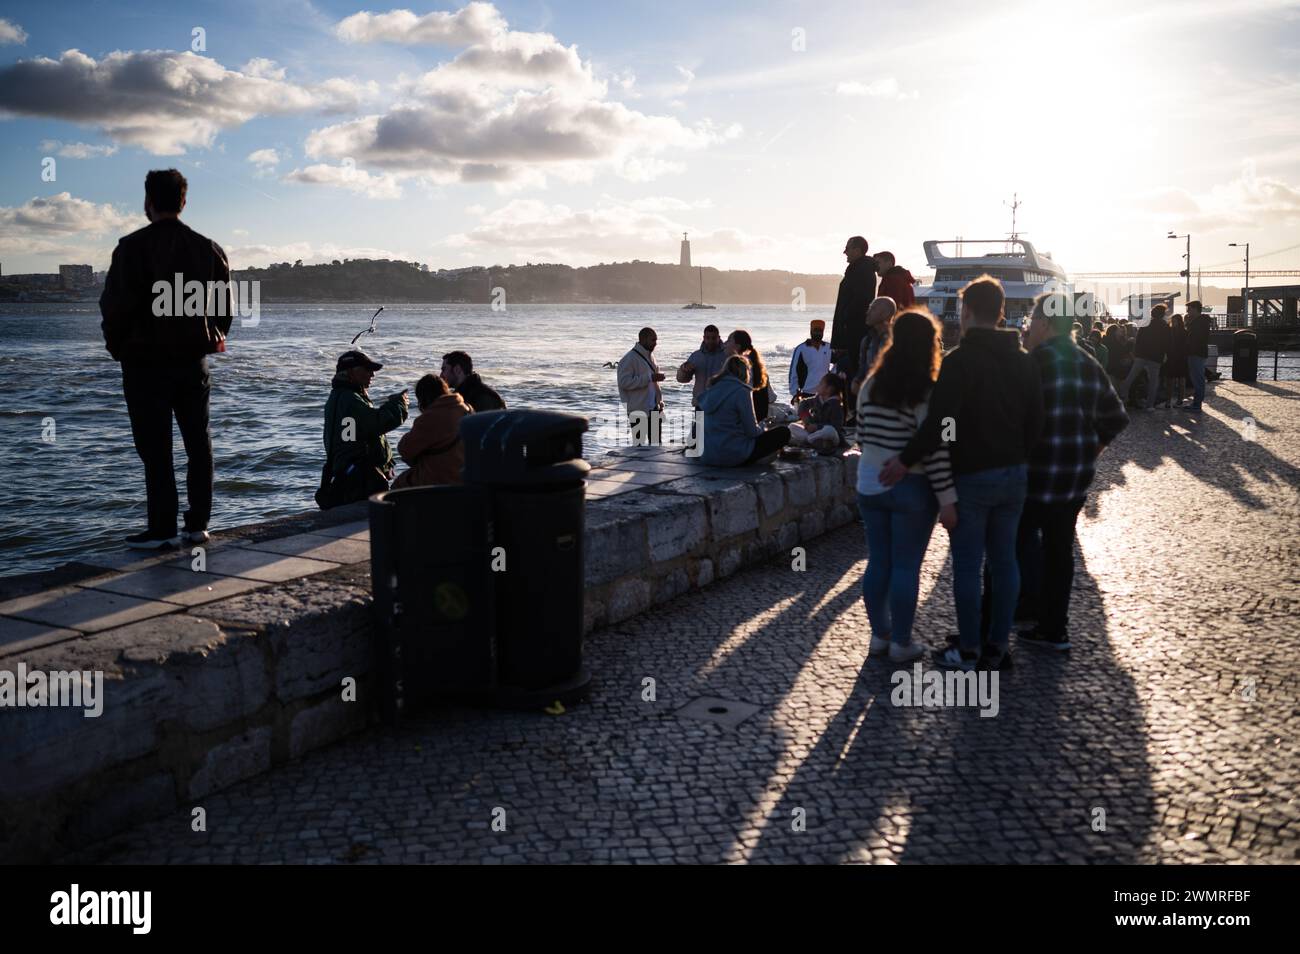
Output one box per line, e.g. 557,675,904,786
0,302,829,578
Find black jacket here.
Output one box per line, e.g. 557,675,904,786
100,218,233,363
900,326,1044,476
1186,314,1212,358
1133,317,1170,363
456,373,506,413
829,257,877,376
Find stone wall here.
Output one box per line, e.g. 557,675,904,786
0,450,860,862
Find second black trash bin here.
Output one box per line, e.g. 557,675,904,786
1232,329,1259,382
460,409,592,699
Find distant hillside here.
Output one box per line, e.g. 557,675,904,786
231,258,844,305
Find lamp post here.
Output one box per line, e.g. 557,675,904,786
1229,242,1250,326
1168,231,1190,305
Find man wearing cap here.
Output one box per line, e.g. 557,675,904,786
318,349,408,509
829,235,877,381
788,318,833,400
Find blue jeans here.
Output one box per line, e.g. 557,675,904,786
1187,355,1206,408
950,465,1028,652
858,476,938,647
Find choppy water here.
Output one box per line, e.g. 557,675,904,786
0,303,829,578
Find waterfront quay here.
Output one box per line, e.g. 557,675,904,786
35,379,1299,864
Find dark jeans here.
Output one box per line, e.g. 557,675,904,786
122,357,213,536
1018,497,1085,638
744,425,790,463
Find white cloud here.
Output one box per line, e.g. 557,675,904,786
38,139,118,159
283,162,403,199
0,49,374,154
835,78,918,100
0,18,26,45
0,192,140,261
335,3,507,45
247,148,282,168
1136,161,1300,232
0,191,137,234
309,3,736,189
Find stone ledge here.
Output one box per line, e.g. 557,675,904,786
0,448,859,862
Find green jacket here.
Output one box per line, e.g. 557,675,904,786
323,371,408,477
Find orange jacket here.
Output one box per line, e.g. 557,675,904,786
391,393,470,489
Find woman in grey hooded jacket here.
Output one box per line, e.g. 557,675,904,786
698,355,791,466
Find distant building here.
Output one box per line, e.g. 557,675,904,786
59,264,94,289
679,232,691,268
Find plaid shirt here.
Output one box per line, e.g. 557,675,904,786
1028,335,1129,504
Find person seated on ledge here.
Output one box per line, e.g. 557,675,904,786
697,354,791,466
441,350,506,412
392,374,471,489
316,350,408,509
789,372,846,451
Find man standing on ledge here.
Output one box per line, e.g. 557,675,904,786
618,327,665,444
830,235,878,381
788,318,833,401
100,169,233,549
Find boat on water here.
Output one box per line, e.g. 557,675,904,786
913,238,1101,330
683,266,716,309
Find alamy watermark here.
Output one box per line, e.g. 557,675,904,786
891,663,999,718
152,274,261,326
0,663,103,717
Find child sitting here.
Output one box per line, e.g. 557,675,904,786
788,373,845,451
391,374,471,489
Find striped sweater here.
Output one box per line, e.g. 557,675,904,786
855,378,957,505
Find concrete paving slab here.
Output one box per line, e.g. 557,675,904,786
0,587,179,634
239,533,370,564
0,616,82,659
312,520,370,541
84,566,270,607
158,546,343,582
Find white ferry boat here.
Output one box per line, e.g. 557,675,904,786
914,238,1098,330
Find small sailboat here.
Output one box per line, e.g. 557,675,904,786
683,266,716,309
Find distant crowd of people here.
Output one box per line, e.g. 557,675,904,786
97,172,1194,673
608,235,1165,672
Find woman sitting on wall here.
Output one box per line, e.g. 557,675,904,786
697,354,791,466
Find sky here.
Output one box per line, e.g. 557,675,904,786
1,0,1298,277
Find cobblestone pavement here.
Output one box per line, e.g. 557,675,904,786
78,380,1300,864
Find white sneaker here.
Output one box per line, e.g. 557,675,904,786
181,529,210,544
869,635,892,655
889,642,926,663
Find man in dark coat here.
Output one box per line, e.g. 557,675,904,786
441,350,506,412
829,235,877,380
100,169,234,548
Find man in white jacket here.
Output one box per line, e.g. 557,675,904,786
617,327,666,444
788,318,833,400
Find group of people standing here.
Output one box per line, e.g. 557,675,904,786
857,277,1130,671
616,236,920,465
1111,302,1214,412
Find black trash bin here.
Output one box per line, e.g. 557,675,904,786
460,409,592,701
1232,329,1258,382
370,484,497,724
